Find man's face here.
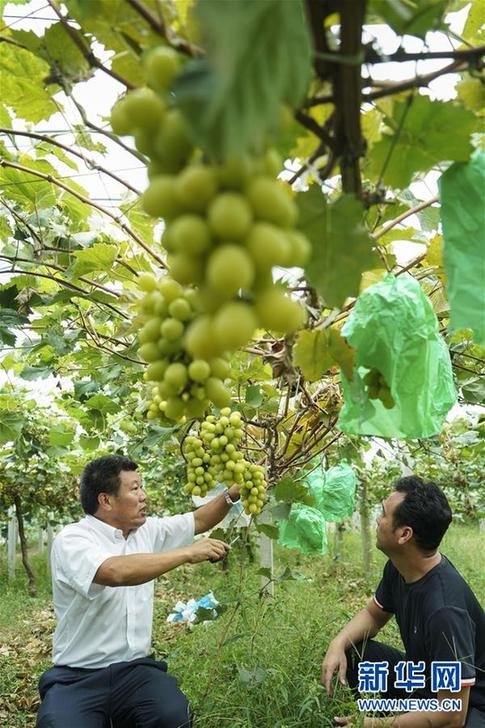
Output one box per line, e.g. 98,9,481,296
103,469,147,535
375,491,406,554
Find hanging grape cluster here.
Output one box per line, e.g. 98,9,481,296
136,272,232,421
110,46,311,400
183,408,267,515
363,368,395,409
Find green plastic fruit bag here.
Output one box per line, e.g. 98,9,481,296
307,462,356,522
439,152,485,345
278,503,328,555
338,273,456,439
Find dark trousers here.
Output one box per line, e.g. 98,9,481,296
346,640,485,728
35,657,192,728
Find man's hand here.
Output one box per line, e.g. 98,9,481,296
187,537,230,564
333,717,353,727
321,640,348,695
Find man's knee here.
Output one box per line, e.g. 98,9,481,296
135,696,192,728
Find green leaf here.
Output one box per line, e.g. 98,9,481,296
277,566,308,581
0,43,59,122
273,475,314,505
300,189,378,308
370,0,447,38
255,523,280,539
84,394,119,414
39,22,92,82
175,0,312,158
245,385,263,408
237,666,270,684
462,378,485,404
0,307,28,345
69,243,119,278
257,567,273,580
48,425,75,447
0,412,24,445
367,97,478,189
79,435,100,450
19,365,52,380
293,329,334,382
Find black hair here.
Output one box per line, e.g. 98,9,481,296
392,476,452,552
80,455,138,515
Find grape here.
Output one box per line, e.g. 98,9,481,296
168,297,192,321
208,193,253,240
161,318,184,341
363,369,395,409
154,110,193,172
175,165,219,212
213,302,257,351
168,253,203,286
123,88,166,131
217,157,252,189
185,315,221,360
165,397,185,420
146,360,167,381
209,357,231,379
205,378,231,408
170,215,212,255
188,360,211,383
134,128,155,156
164,362,188,390
245,223,291,269
142,176,183,220
246,177,297,228
139,317,163,344
138,273,158,292
182,408,266,513
206,244,254,296
159,278,183,303
145,46,180,92
285,230,312,267
140,342,161,362
110,99,132,136
254,289,306,333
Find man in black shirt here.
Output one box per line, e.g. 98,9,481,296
321,476,485,728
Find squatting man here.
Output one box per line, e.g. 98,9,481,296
36,455,240,728
321,476,485,728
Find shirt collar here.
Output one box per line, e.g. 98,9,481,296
85,514,125,542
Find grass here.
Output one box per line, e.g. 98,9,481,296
0,525,483,727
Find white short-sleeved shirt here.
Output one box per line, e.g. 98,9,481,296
50,513,195,668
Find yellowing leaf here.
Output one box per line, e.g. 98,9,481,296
425,233,444,269
360,268,388,292
456,76,485,115
293,329,334,381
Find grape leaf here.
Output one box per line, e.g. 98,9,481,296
293,329,334,381
367,97,479,189
0,43,58,123
174,0,312,158
68,243,118,278
369,0,447,37
299,188,378,308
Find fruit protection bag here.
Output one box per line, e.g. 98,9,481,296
338,273,456,438
278,503,328,555
307,461,356,522
439,152,485,346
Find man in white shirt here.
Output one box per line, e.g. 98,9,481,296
36,455,240,728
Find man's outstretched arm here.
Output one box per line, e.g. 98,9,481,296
321,598,393,694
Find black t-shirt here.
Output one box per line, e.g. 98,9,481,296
375,555,485,711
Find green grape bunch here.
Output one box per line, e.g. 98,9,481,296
110,45,311,364
182,408,267,514
363,368,395,410
136,273,232,421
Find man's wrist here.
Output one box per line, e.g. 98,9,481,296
224,485,240,504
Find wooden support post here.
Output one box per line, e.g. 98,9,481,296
7,506,17,581
258,506,274,597
359,480,372,581
47,514,54,573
